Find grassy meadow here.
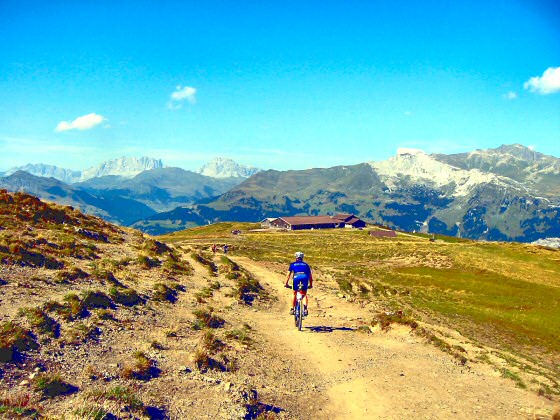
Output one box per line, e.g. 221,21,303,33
161,225,560,380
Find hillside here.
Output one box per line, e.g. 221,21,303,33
0,190,272,418
76,167,242,213
0,171,155,225
0,191,558,418
0,168,242,226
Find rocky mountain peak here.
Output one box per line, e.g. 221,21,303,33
370,149,522,197
197,157,260,178
80,156,164,181
474,144,542,163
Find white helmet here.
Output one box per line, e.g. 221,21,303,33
295,251,304,259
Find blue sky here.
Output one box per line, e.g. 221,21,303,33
1,0,559,172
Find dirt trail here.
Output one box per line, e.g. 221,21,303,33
232,257,556,419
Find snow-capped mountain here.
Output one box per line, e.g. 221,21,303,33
4,156,164,183
532,238,560,249
369,148,528,198
168,144,560,242
197,157,261,178
433,144,560,197
3,163,82,184
80,156,164,181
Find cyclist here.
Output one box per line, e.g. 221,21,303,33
285,251,313,316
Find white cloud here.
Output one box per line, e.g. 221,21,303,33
504,91,518,100
168,85,196,109
524,67,560,95
55,113,105,132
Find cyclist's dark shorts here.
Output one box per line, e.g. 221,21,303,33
293,274,309,291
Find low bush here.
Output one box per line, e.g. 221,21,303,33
142,238,172,256
95,309,115,321
92,269,123,286
0,392,39,417
73,405,110,420
371,310,418,332
152,283,177,303
163,255,192,275
192,309,225,329
224,328,252,346
195,287,214,303
109,287,143,306
336,278,353,293
150,340,165,350
137,254,159,269
191,252,218,276
63,323,100,345
33,373,77,398
55,267,88,284
17,307,59,337
192,348,225,373
80,290,114,310
236,273,264,305
0,322,38,363
416,327,468,366
121,351,158,380
60,293,87,320
199,330,224,353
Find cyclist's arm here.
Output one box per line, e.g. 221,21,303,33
285,270,293,287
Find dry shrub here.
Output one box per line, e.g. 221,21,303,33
59,293,87,320
372,310,418,332
192,347,225,372
0,322,38,363
121,351,158,380
63,323,100,345
33,373,77,398
192,309,225,329
152,283,177,302
17,307,59,337
109,287,143,306
0,392,39,417
81,290,114,309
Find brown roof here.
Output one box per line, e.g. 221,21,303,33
332,213,354,221
279,216,340,226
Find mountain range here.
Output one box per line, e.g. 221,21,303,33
1,156,259,183
132,145,560,242
1,145,559,243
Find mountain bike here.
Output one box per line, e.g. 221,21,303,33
286,282,307,331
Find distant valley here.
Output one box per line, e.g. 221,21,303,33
1,145,559,244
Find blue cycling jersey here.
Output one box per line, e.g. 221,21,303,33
289,260,311,291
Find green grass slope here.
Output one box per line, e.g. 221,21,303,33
161,225,560,384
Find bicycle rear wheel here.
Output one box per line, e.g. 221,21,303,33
297,302,303,331
294,302,299,327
